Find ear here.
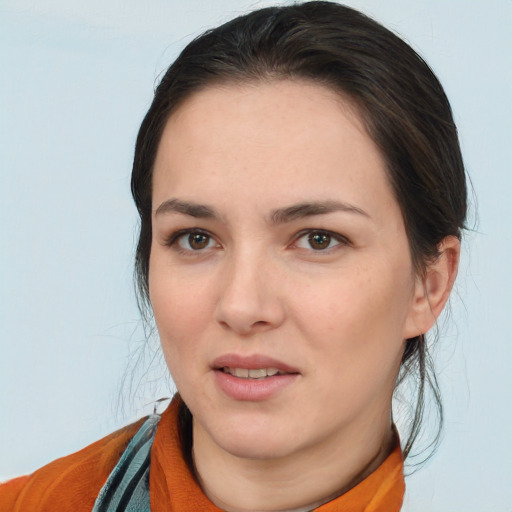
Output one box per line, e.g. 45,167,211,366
403,236,461,339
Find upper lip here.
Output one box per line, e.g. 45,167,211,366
212,354,299,374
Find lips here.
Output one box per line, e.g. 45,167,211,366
212,354,300,401
212,354,299,376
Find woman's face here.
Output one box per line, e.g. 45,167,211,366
149,80,423,462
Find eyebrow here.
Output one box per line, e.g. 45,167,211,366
155,199,217,218
154,198,370,222
270,201,370,224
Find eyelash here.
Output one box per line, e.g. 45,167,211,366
164,228,350,254
293,229,351,252
164,228,218,252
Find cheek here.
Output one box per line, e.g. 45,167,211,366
292,266,413,425
149,252,214,373
293,260,414,372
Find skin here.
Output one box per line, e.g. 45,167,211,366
149,80,459,512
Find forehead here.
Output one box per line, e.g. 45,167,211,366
161,80,366,160
152,80,398,222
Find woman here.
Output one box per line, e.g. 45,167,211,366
0,2,466,511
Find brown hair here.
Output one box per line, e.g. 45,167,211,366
131,1,467,462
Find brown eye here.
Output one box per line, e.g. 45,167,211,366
308,232,331,250
171,230,216,251
188,232,210,250
295,230,347,252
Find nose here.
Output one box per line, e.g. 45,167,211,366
214,251,286,335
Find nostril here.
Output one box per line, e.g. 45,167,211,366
214,285,286,334
252,320,272,330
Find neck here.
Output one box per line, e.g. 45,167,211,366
191,416,396,512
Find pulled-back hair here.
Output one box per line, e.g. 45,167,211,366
131,1,467,462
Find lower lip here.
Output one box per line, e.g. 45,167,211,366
214,370,298,401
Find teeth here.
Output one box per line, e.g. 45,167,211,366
248,368,267,378
234,368,249,378
223,367,283,379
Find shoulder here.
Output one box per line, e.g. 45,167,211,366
0,419,145,512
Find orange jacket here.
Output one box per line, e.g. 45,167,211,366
1,399,404,511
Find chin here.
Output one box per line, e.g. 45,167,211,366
219,431,300,461
198,411,304,461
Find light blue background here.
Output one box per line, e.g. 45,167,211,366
1,1,511,510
